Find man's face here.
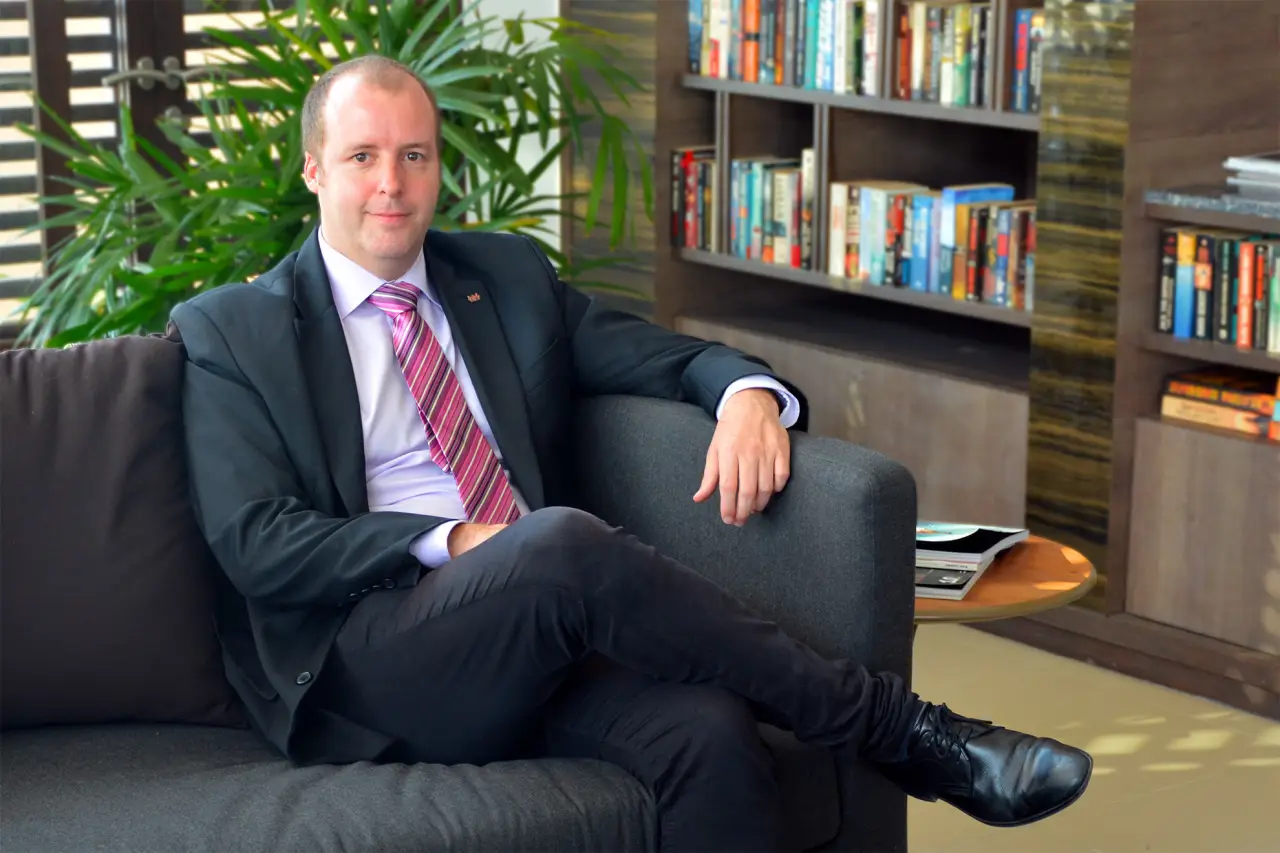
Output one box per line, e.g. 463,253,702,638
302,73,440,281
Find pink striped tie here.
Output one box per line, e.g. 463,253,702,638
369,281,520,525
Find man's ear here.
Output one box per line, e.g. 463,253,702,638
302,151,321,194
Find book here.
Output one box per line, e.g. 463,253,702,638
914,521,1029,600
1223,151,1280,178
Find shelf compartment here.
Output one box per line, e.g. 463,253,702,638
1126,415,1279,655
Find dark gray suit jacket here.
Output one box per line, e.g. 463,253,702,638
169,226,808,764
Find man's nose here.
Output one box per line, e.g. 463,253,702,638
378,161,402,195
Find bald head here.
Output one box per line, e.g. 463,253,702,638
301,55,441,159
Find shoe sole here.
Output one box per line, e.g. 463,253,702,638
971,753,1094,829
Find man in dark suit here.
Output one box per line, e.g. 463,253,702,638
171,55,1091,851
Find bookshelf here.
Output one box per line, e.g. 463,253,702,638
655,0,1280,719
657,0,1042,330
1096,0,1280,718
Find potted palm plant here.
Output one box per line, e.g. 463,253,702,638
14,0,652,347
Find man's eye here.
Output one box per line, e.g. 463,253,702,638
406,152,423,162
353,153,369,163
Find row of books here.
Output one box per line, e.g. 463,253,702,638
892,1,1003,109
685,0,1044,113
826,178,1035,307
1154,226,1280,355
671,146,724,254
1009,7,1045,114
669,145,1038,310
1160,367,1280,442
689,0,884,95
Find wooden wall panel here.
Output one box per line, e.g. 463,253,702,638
678,315,1029,528
563,0,658,318
1126,418,1280,656
1023,0,1135,609
1107,0,1280,612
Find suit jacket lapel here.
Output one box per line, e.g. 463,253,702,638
291,230,370,516
425,238,546,510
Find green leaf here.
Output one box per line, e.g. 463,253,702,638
400,0,455,59
583,117,611,237
609,120,628,247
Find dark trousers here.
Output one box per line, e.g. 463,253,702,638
313,507,917,852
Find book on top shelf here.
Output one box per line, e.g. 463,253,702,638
1222,151,1280,198
685,0,1044,114
914,521,1029,600
892,0,1001,110
689,0,884,96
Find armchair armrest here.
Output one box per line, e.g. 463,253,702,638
571,394,915,852
571,394,915,673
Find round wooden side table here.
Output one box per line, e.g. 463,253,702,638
914,534,1097,625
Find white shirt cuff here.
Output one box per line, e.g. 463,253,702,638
716,375,801,428
410,520,465,569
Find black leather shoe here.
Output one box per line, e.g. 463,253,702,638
877,702,1092,827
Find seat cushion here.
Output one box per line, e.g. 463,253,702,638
0,336,244,729
0,722,839,852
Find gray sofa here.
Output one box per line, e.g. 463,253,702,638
0,333,917,853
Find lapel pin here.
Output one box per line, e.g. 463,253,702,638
467,292,481,303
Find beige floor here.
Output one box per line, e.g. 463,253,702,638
908,624,1280,853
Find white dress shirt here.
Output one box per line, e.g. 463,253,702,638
317,230,800,568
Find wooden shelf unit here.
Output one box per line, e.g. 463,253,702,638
1092,0,1280,717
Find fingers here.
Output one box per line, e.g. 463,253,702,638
735,452,757,525
702,423,792,527
719,447,739,524
775,432,790,493
693,445,718,503
754,454,773,512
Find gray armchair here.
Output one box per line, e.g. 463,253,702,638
1,334,915,852
573,395,917,853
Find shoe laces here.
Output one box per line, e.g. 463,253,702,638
917,703,997,762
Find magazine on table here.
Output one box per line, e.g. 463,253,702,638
914,522,1029,601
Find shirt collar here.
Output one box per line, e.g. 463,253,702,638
317,225,436,320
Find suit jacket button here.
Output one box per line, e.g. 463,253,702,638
348,592,359,601
296,671,312,685
381,579,396,589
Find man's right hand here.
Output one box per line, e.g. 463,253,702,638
447,522,509,558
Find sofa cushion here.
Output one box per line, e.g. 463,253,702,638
0,335,244,729
0,722,840,852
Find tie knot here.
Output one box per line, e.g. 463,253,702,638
369,281,419,317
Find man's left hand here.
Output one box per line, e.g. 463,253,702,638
693,388,791,526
